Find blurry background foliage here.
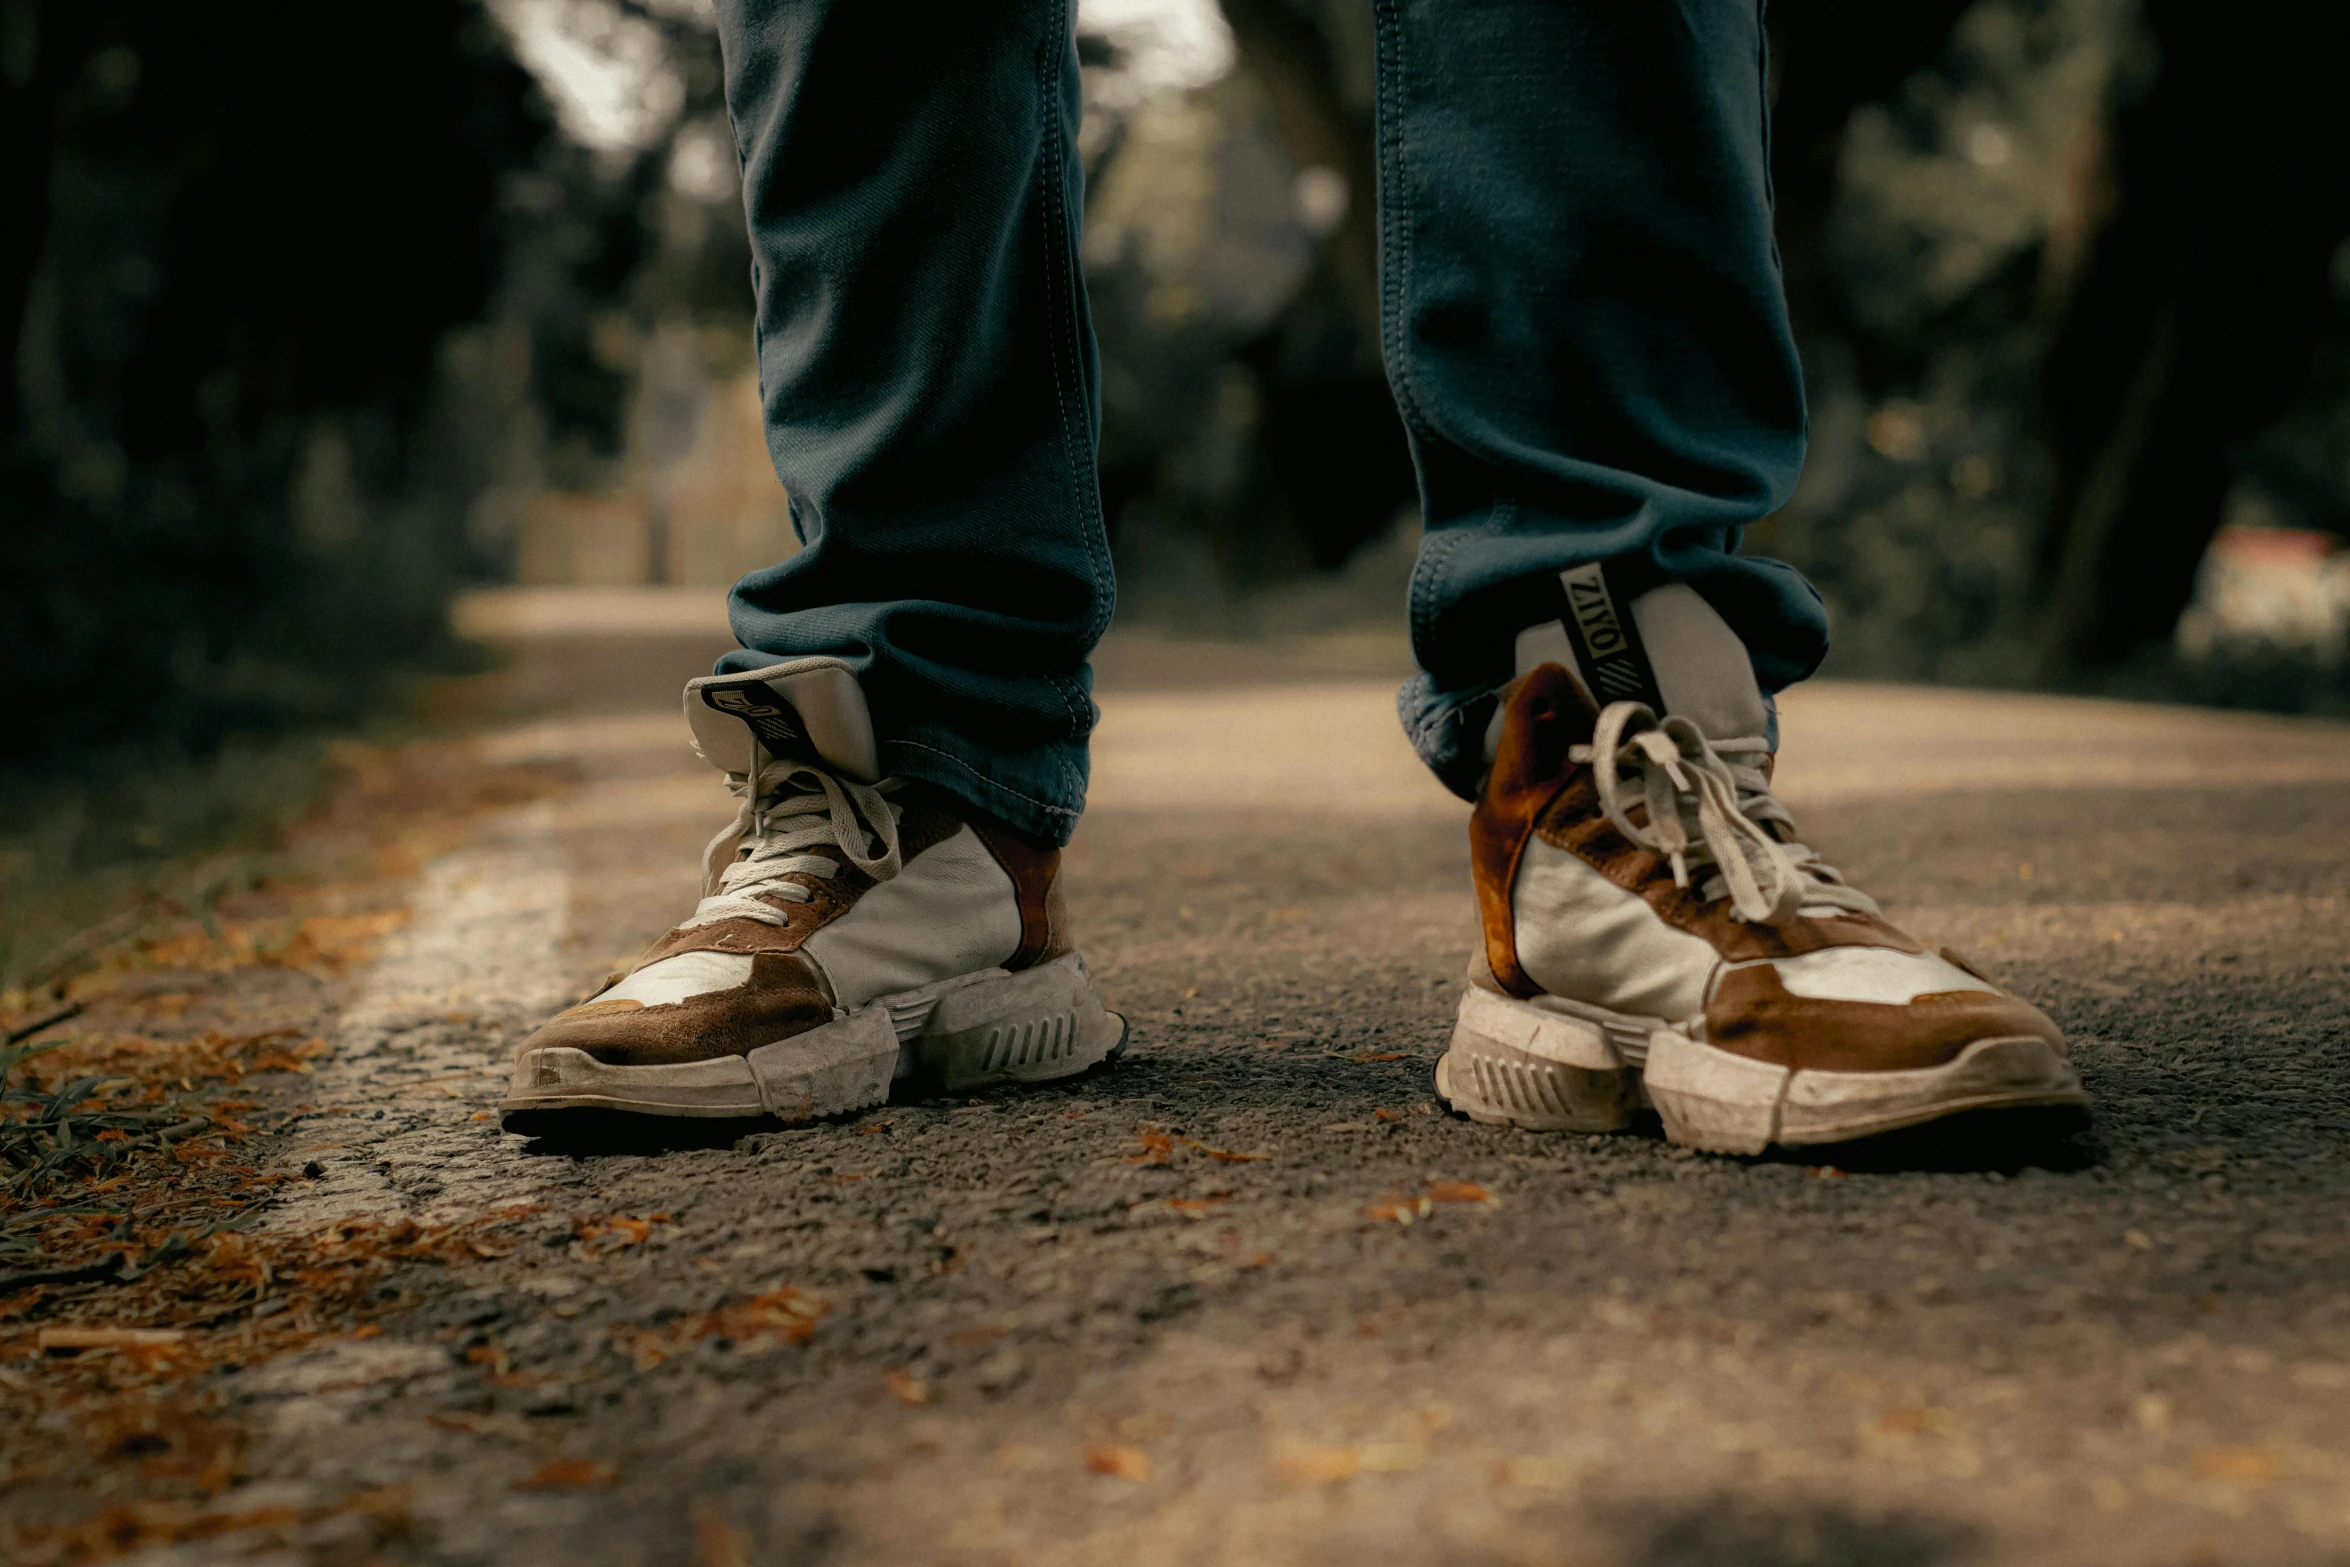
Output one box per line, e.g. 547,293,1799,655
4,0,2350,915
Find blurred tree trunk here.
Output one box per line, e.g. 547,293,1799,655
2035,0,2350,677
0,5,96,438
1220,0,1415,569
1218,0,1378,348
1764,0,1975,368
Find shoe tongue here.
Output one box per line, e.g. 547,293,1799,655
1515,576,1769,742
683,659,883,782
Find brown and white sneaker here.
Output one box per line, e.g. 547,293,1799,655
1435,571,2086,1154
499,659,1125,1134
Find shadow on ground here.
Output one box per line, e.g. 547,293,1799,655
1602,1495,1983,1567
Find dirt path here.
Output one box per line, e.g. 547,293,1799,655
48,612,2350,1566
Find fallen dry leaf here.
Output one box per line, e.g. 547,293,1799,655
570,1212,671,1261
611,1286,828,1371
39,1327,189,1351
1123,1124,1268,1165
1423,1180,1491,1204
1364,1179,1497,1225
13,1484,414,1564
2194,1445,2275,1483
882,1366,931,1406
1084,1444,1152,1482
515,1458,619,1489
1276,1438,1427,1485
1277,1442,1360,1485
692,1499,751,1567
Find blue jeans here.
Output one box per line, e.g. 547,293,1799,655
713,0,1827,844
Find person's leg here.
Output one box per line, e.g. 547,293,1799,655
1374,0,1825,799
1385,2,2086,1152
501,2,1126,1135
712,0,1110,847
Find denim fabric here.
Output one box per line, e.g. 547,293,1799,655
1375,0,1826,799
711,0,1110,845
712,0,1826,840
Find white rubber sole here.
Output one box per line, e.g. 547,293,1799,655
1643,1029,2087,1154
499,953,1126,1125
1433,985,1660,1133
1436,987,2088,1152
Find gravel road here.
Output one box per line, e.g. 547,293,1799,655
176,604,2350,1567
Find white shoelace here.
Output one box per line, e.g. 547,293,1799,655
1571,701,1878,927
681,747,903,929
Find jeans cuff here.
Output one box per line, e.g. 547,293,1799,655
880,730,1086,847
1398,673,1502,805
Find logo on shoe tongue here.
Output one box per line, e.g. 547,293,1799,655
705,685,809,755
1557,562,1668,712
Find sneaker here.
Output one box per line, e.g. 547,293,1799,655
1436,569,2086,1153
499,658,1125,1133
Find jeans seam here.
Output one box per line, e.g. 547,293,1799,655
1755,0,1783,277
1372,0,1431,445
1408,519,1460,653
1035,0,1111,789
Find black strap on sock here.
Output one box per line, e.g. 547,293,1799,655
1553,560,1667,714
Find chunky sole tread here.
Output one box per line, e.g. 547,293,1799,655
1435,988,2088,1154
1433,986,1654,1133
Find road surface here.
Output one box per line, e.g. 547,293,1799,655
170,593,2350,1565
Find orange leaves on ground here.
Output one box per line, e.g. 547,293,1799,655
1,738,571,1544
11,1484,412,1567
1275,1438,1430,1485
882,1366,931,1406
1363,1179,1498,1225
2195,1446,2276,1483
76,1392,246,1490
38,1327,189,1351
132,911,410,979
271,912,412,974
1084,1444,1152,1482
1122,1123,1268,1166
306,1210,543,1274
461,1342,551,1388
6,1207,543,1423
610,1286,828,1372
12,1028,328,1104
1161,1194,1231,1216
1273,1406,1452,1486
1125,1128,1182,1163
514,1458,620,1489
692,1500,753,1567
569,1212,671,1262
